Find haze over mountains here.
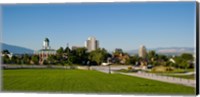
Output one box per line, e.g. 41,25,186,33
1,43,34,54
1,43,195,56
126,47,195,56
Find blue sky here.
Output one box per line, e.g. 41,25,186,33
2,2,196,51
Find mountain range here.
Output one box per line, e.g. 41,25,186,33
1,43,34,54
1,43,195,56
126,47,195,56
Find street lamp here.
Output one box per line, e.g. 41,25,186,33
108,63,111,74
107,57,111,74
87,60,90,70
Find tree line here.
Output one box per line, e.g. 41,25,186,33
1,47,195,70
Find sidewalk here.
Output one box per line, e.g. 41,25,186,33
117,72,196,88
91,66,196,88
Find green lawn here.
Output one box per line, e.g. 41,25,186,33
2,69,195,95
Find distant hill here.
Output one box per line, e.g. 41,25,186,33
126,47,195,56
1,43,34,54
153,47,195,56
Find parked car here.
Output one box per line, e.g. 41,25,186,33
147,64,153,69
101,62,112,66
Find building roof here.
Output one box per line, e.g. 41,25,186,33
44,38,49,42
34,49,56,54
38,49,55,52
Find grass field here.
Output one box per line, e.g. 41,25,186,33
2,69,195,95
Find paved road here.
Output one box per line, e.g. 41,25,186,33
1,65,70,69
91,66,196,88
90,65,130,73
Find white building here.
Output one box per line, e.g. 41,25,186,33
43,38,50,49
139,45,147,58
85,36,99,52
34,38,56,64
1,53,13,59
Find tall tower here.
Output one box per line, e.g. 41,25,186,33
85,36,99,52
139,45,147,58
43,38,50,49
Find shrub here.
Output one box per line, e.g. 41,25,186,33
152,66,167,73
166,67,174,71
127,66,132,71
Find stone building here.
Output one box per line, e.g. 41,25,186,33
34,38,56,64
